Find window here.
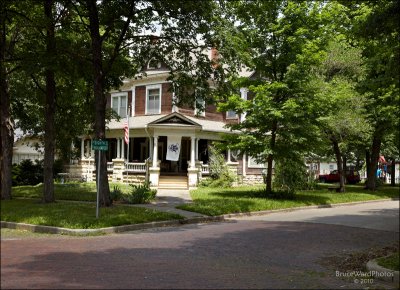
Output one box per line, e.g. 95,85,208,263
194,97,205,117
146,85,161,115
147,58,161,70
111,93,128,118
226,110,237,119
248,156,266,168
329,164,334,170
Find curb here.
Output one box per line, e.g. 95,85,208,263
1,216,225,236
1,198,397,235
221,198,399,219
366,257,399,284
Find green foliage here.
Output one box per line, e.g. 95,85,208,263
12,159,65,186
273,156,309,196
12,160,43,186
122,182,157,204
202,145,235,188
110,185,123,202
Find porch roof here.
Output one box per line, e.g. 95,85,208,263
107,113,233,133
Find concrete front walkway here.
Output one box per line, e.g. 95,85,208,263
134,189,206,219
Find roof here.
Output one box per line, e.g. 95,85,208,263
107,113,233,133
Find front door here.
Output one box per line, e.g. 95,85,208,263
159,136,190,175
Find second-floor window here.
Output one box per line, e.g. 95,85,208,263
194,97,205,117
146,84,162,115
111,93,128,118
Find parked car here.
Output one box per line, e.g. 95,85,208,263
318,170,361,184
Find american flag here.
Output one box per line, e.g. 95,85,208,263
124,119,129,144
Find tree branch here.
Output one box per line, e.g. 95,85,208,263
30,74,46,95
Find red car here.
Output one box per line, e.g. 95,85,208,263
319,170,361,184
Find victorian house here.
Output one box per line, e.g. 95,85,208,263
66,50,266,188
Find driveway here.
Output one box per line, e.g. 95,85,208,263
1,200,399,289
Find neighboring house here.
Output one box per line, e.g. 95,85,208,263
12,128,44,164
66,51,266,188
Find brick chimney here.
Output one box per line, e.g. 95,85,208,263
210,47,220,68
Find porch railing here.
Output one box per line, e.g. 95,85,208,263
201,164,210,175
107,162,113,171
125,162,146,173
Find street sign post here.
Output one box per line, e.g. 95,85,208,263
92,140,108,219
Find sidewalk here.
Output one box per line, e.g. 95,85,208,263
134,189,207,219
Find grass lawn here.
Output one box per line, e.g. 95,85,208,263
376,252,400,271
12,182,131,201
1,199,183,229
177,184,400,216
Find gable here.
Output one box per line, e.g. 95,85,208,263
148,112,201,128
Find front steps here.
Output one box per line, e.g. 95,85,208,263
158,175,188,189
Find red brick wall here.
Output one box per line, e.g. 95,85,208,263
161,83,172,114
135,86,146,116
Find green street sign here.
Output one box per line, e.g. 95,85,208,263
92,140,108,151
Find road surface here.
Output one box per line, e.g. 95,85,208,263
1,200,399,289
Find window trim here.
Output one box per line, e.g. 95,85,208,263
145,84,162,115
111,92,128,118
248,156,266,168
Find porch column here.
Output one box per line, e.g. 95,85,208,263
121,138,125,160
243,153,247,177
240,88,248,122
152,136,158,167
117,138,121,159
85,140,90,157
195,138,199,161
90,139,94,158
227,148,231,163
149,137,153,160
190,136,196,169
81,138,85,159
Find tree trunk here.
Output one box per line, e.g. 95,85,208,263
332,139,345,192
343,154,347,173
87,0,111,206
265,120,277,195
365,130,382,191
0,4,13,199
390,158,395,186
365,149,370,183
42,0,56,203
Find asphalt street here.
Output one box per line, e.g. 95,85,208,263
1,200,399,289
236,200,400,232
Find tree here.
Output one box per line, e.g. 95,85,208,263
217,1,331,194
42,0,57,202
0,0,24,199
344,1,400,190
314,40,369,192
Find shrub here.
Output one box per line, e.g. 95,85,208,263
206,145,236,188
12,159,43,186
273,156,309,194
110,185,123,202
122,182,157,204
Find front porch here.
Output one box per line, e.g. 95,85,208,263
67,113,215,188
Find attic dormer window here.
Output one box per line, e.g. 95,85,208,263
147,58,161,70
